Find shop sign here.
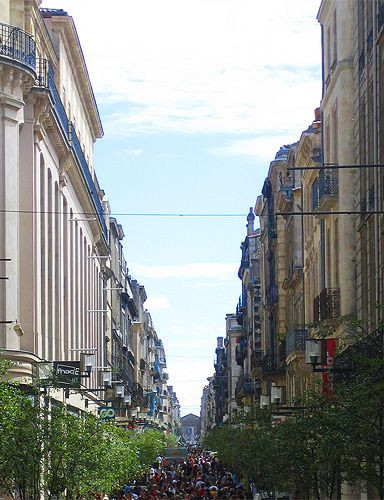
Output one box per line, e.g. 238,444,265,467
53,361,81,387
99,407,116,421
322,338,336,394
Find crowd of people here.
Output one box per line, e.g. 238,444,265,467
122,449,253,499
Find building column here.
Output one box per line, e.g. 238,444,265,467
19,98,35,352
0,68,25,350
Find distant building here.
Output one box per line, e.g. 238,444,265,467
181,413,201,444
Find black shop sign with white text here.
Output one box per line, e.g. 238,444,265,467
53,361,81,388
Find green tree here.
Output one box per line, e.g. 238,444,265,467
0,361,42,500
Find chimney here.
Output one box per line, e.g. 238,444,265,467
247,207,255,236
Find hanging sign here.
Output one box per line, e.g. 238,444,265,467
99,407,116,421
53,361,81,387
322,338,336,394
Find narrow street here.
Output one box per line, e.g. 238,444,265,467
124,449,253,499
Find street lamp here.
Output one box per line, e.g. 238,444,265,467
305,338,323,365
80,352,96,374
101,370,112,388
271,383,285,404
260,394,270,409
115,384,125,398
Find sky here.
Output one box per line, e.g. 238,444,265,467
41,0,322,416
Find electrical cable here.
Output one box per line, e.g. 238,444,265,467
0,209,247,217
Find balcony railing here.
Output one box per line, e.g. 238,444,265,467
133,382,144,401
250,349,263,371
319,168,338,202
235,337,247,366
261,350,286,374
34,60,70,138
313,288,340,323
0,22,35,72
70,124,108,240
235,375,254,399
286,329,308,355
34,59,107,242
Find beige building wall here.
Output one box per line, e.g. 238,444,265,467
0,2,106,405
318,0,356,318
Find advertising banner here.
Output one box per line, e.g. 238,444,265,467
322,338,336,394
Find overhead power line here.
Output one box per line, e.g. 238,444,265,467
0,209,247,217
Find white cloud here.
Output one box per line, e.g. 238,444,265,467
123,148,143,156
41,0,321,138
207,129,311,162
195,280,235,289
132,262,238,280
144,294,170,310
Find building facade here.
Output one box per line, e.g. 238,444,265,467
0,1,179,432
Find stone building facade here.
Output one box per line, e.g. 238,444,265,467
0,0,179,430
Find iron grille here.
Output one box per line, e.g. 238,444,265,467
286,329,308,354
34,58,49,87
70,123,108,240
0,22,35,71
320,288,340,320
48,65,69,138
250,349,263,371
319,168,338,200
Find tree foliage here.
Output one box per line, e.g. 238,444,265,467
204,321,384,499
0,359,171,499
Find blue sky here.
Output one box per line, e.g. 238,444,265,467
41,0,322,415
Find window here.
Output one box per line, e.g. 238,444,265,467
326,27,331,76
332,10,337,67
312,178,319,210
331,102,338,164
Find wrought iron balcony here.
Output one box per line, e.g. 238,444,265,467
70,123,108,240
0,22,35,72
235,375,254,399
319,168,338,204
261,350,286,375
34,59,107,241
286,329,308,355
34,59,69,138
250,349,263,371
235,337,247,366
133,382,144,401
313,288,340,323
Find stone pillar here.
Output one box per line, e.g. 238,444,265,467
0,67,25,350
19,98,35,352
337,61,356,317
